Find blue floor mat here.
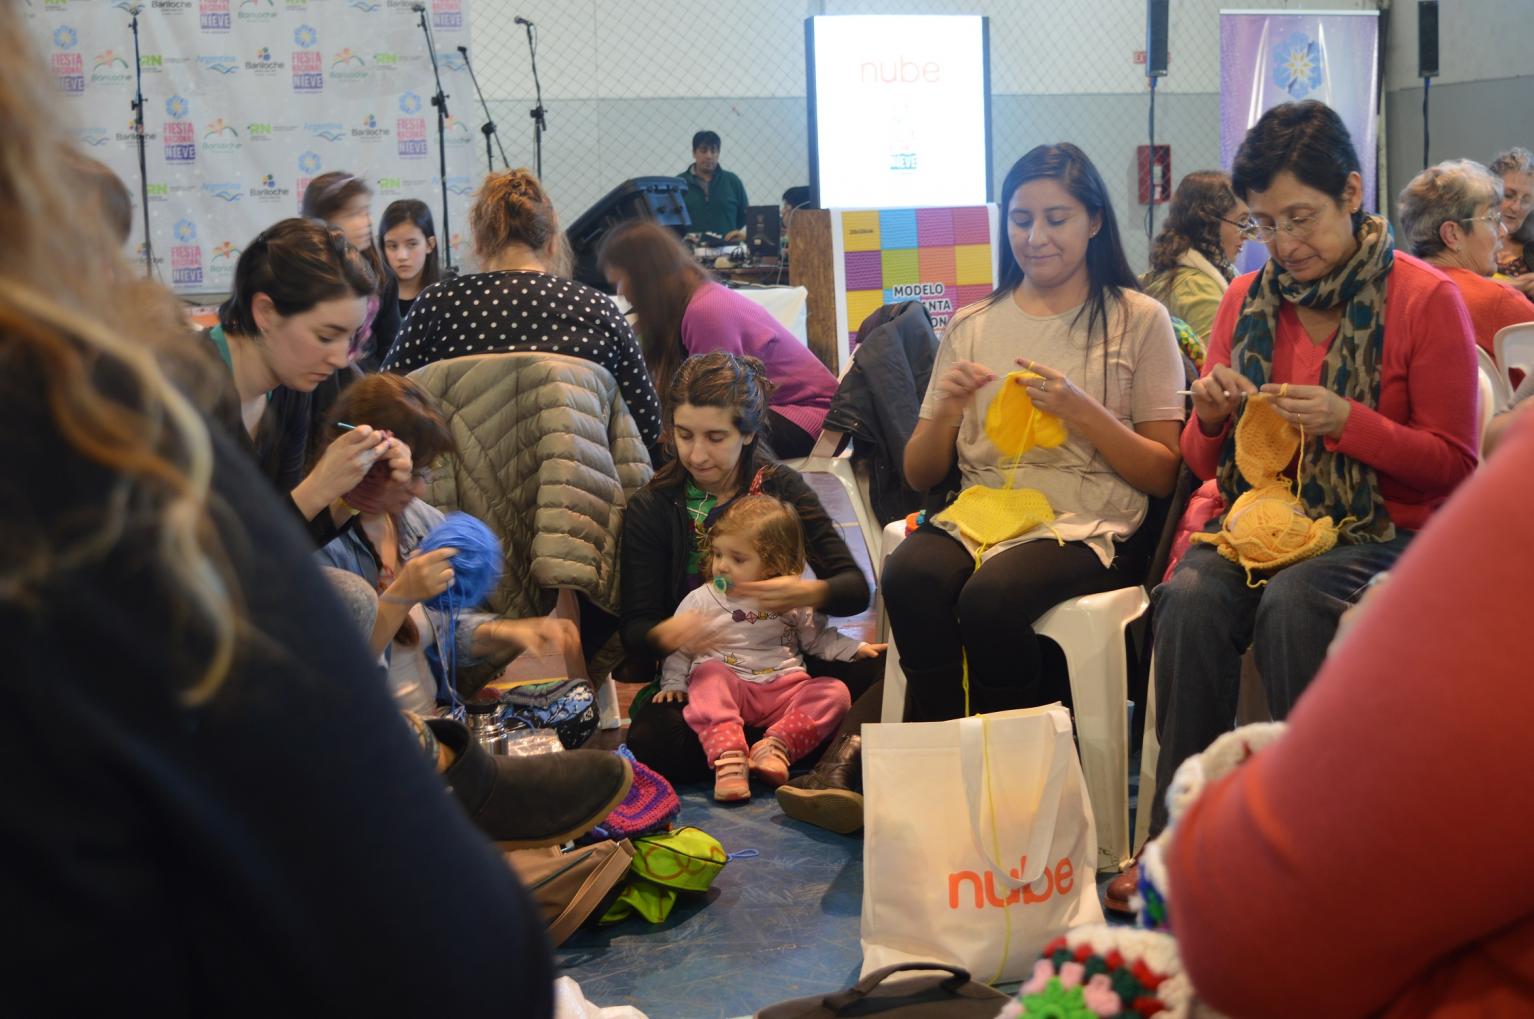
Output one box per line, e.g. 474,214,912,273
559,748,1141,1017
557,785,864,1018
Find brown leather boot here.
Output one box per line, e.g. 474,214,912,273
1104,862,1140,915
775,733,862,835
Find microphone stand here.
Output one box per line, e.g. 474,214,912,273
457,45,507,174
522,20,546,180
127,6,155,279
416,5,453,272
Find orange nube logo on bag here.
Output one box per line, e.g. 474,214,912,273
947,856,1075,909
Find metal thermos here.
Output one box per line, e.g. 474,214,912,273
465,702,510,755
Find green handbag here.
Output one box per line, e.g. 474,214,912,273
599,826,728,924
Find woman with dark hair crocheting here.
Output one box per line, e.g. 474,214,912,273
1119,101,1481,914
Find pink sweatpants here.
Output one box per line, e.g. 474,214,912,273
682,660,852,767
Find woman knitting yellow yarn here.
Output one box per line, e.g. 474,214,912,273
883,144,1186,722
1126,102,1481,905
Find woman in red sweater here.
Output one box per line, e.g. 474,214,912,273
1140,102,1479,860
1396,159,1534,362
1166,410,1534,1018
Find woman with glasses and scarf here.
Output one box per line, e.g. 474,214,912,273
1398,159,1534,362
210,216,408,546
1116,102,1480,908
1140,170,1251,368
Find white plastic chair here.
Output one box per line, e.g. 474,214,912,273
877,519,1146,872
1477,361,1499,454
1478,346,1513,416
782,427,883,582
1493,321,1534,395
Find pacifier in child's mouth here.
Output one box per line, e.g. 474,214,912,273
712,575,733,593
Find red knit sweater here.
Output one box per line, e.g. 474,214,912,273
1182,253,1479,531
1439,265,1534,367
1168,410,1534,1017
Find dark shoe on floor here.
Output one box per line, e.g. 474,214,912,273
775,733,863,835
1104,862,1140,915
428,718,633,849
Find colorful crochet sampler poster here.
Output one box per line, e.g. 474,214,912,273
830,205,1000,367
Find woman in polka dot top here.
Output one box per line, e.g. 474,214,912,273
382,170,663,456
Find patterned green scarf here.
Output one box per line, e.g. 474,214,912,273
1216,214,1396,544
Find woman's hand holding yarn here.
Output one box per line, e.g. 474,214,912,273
1192,363,1259,434
1262,382,1351,439
311,425,393,502
387,546,458,605
1016,358,1092,428
931,359,996,423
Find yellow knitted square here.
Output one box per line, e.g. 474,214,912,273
984,370,1067,457
937,484,1057,547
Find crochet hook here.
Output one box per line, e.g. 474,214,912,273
1176,390,1251,401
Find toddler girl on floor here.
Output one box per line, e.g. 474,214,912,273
658,495,884,802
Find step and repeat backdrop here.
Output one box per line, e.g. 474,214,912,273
26,0,485,295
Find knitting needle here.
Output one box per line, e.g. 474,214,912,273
1176,389,1251,401
335,421,358,430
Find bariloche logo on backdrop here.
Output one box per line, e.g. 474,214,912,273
51,26,85,95
330,47,369,84
246,47,284,75
250,173,291,203
164,95,197,163
431,0,461,30
150,0,193,13
296,151,323,211
292,24,323,93
397,91,427,158
171,219,204,286
1272,33,1324,99
90,49,133,86
237,0,279,23
351,113,391,142
118,119,158,143
203,117,241,154
199,0,231,31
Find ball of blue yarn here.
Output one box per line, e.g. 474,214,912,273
417,512,502,611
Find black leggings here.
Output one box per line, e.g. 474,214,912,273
626,655,882,785
881,528,1137,721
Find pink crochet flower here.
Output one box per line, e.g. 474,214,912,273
1081,974,1123,1014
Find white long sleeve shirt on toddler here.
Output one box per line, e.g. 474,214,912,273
658,584,865,694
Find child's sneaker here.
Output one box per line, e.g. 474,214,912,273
747,735,790,787
713,750,750,802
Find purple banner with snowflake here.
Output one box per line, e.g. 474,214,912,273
1220,10,1380,273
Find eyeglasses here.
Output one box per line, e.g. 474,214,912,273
1502,192,1534,211
1220,216,1255,233
1240,213,1322,244
1460,211,1506,232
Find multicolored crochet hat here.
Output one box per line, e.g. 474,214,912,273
994,927,1223,1019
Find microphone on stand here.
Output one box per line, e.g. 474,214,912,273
411,3,425,11
514,16,533,25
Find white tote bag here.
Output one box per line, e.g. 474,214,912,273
860,705,1103,985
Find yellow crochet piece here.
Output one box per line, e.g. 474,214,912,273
984,371,1068,457
1191,391,1339,586
937,484,1058,548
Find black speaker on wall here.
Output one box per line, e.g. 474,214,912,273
1419,0,1439,79
1146,0,1169,77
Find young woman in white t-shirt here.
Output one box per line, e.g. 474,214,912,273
884,143,1186,721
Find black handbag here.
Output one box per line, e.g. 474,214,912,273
754,963,1009,1018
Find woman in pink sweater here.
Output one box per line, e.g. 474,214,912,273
598,220,836,458
1134,102,1480,882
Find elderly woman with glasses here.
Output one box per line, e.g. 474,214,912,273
1141,170,1251,367
1109,102,1480,909
1489,147,1534,296
210,216,408,546
1398,159,1534,361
